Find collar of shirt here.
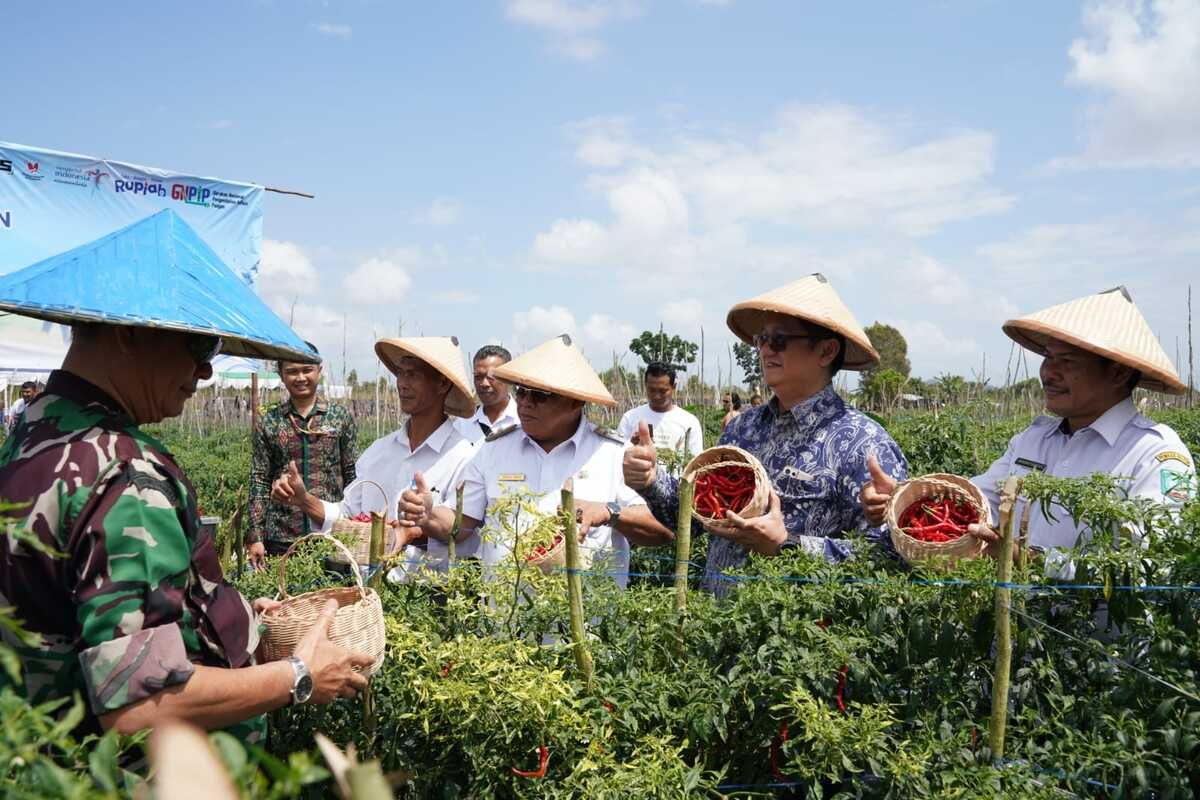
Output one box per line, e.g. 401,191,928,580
399,415,458,456
761,384,843,437
474,396,519,426
1046,397,1136,447
44,370,130,422
286,397,328,420
519,413,589,458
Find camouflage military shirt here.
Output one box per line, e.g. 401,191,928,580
0,370,265,739
248,398,357,549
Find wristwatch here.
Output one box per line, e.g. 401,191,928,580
606,501,621,527
286,655,313,705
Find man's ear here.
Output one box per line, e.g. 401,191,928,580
818,338,841,368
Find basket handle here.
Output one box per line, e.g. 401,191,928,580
277,533,368,601
340,478,390,520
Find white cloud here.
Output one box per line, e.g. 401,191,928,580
1053,0,1200,169
312,22,352,39
569,116,646,167
258,240,318,295
411,197,462,226
660,298,704,328
511,304,637,365
504,0,642,60
344,257,414,305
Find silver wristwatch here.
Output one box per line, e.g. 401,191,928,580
606,501,621,527
286,655,313,705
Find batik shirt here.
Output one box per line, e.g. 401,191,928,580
248,399,357,547
0,371,265,739
639,385,908,594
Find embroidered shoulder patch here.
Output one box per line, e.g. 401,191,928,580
1015,457,1046,471
1155,451,1193,468
1160,468,1195,502
485,424,519,443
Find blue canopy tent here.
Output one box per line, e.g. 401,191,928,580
0,209,317,363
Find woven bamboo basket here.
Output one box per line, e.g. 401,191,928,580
328,479,397,566
526,529,594,576
885,473,991,567
682,445,771,526
260,534,386,676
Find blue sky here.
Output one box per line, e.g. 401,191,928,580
4,0,1200,388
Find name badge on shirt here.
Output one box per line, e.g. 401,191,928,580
1015,457,1046,471
498,473,525,482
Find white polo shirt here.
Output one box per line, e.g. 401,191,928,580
972,398,1195,575
453,396,520,444
615,403,704,460
445,417,647,588
320,416,478,564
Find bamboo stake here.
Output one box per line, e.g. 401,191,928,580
674,477,694,656
989,475,1022,760
561,479,594,691
448,482,464,564
362,509,386,747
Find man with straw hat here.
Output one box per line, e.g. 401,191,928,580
402,334,673,587
0,211,371,740
272,336,478,572
624,273,908,594
862,286,1195,572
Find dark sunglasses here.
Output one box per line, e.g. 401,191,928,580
752,331,820,353
514,385,557,405
185,334,223,366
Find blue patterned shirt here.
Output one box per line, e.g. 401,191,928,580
639,385,908,594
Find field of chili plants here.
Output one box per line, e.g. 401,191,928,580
2,403,1199,798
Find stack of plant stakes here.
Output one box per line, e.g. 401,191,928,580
3,453,1200,798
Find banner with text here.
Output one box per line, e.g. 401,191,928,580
0,141,263,371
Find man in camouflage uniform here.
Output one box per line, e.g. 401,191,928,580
0,315,369,734
248,347,357,566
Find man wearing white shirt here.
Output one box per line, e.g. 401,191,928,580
862,287,1195,575
454,345,520,444
401,334,673,588
6,381,37,431
616,362,704,462
273,336,479,569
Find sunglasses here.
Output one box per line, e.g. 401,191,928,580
751,331,820,353
514,385,557,405
185,334,223,366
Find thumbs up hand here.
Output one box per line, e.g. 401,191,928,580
398,470,434,528
271,460,309,508
623,420,658,490
860,452,898,527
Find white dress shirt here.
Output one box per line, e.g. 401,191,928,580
444,416,647,588
972,398,1195,576
320,416,478,566
615,403,705,460
453,397,520,445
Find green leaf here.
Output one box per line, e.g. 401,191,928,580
87,730,119,791
210,731,248,776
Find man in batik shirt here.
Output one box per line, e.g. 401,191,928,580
624,274,908,595
247,347,357,566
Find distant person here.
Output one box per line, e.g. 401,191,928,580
750,393,763,407
721,392,742,433
454,345,519,444
7,381,38,431
863,286,1195,578
247,344,357,567
617,362,704,460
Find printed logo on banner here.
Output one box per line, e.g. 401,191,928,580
0,210,10,229
85,167,110,191
115,178,167,197
0,159,12,174
53,165,90,188
20,161,43,181
171,183,211,207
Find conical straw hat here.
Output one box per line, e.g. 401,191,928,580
726,273,879,370
1003,286,1184,395
374,336,476,417
492,334,616,407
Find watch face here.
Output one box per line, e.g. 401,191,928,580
295,673,314,704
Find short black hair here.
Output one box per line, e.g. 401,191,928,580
277,341,320,374
20,381,36,391
645,362,676,386
731,393,742,410
474,345,512,364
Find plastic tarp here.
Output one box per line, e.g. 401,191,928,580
0,210,317,363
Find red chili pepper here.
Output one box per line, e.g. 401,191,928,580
835,664,848,714
512,745,549,779
769,720,790,780
440,661,453,678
